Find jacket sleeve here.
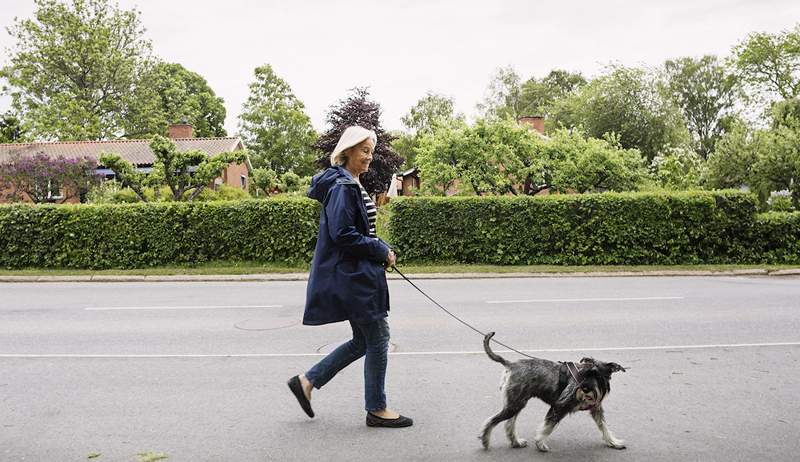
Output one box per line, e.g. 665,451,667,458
325,184,390,262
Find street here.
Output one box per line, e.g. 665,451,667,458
1,276,799,461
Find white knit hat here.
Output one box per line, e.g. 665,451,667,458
330,126,377,166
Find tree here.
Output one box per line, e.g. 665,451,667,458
100,135,246,202
663,55,741,159
401,92,463,135
753,121,800,208
238,65,317,176
0,112,26,143
477,66,525,120
519,69,587,118
733,24,800,102
1,0,153,140
395,92,463,169
0,153,101,203
125,62,227,138
250,167,278,196
650,147,707,190
549,65,689,161
314,88,404,196
416,119,646,196
706,121,762,190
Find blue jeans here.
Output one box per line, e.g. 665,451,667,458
305,318,390,412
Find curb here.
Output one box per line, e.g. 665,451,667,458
0,268,798,283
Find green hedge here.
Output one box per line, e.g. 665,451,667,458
753,212,800,263
388,190,798,265
0,199,320,269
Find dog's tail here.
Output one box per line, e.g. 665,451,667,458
483,332,510,367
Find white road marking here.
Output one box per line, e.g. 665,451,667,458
84,304,283,311
486,296,684,304
1,341,798,358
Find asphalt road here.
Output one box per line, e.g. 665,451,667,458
1,276,799,461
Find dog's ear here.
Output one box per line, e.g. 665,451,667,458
607,362,626,373
580,357,596,365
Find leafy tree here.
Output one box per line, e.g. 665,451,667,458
663,55,741,159
549,65,689,161
477,66,525,120
395,92,463,169
519,69,587,118
707,118,800,209
0,112,26,143
650,147,707,190
771,97,800,128
733,24,800,101
125,62,227,138
548,131,647,193
1,0,153,140
238,65,317,176
278,171,301,193
314,87,404,196
753,121,800,208
250,167,279,196
416,119,646,196
401,92,463,134
0,153,101,203
100,135,246,202
706,121,763,190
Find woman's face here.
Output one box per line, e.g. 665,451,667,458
344,138,375,176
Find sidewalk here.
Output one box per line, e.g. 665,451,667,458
1,268,799,282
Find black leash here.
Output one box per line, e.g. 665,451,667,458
389,265,538,360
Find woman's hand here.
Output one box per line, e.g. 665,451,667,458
386,250,396,268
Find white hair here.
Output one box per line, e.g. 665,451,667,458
330,126,377,166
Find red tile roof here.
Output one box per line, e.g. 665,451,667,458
0,137,244,166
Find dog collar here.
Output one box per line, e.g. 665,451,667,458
564,361,581,383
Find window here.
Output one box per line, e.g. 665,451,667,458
47,180,63,200
241,174,247,189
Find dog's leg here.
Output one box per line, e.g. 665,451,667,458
534,407,565,452
504,413,528,448
591,406,626,449
479,405,522,450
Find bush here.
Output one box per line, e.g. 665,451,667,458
0,199,319,269
752,212,800,263
388,190,769,265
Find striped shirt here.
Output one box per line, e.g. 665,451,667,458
359,184,378,237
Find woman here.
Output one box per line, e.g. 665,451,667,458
287,126,413,428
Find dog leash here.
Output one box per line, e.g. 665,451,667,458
389,265,539,360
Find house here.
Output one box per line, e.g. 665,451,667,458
0,124,249,203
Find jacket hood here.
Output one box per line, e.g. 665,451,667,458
307,166,355,203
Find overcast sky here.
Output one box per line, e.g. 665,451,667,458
1,0,799,136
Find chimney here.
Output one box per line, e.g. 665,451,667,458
518,116,545,135
168,122,193,139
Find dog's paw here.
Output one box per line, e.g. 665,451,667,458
605,438,626,450
478,434,490,450
511,438,528,448
534,440,550,452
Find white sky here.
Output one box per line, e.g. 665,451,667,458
1,0,799,136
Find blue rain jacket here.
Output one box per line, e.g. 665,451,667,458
303,166,391,326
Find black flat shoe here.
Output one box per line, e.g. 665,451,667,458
366,412,413,428
287,375,314,418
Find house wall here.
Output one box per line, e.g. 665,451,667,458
222,161,249,190
0,184,80,204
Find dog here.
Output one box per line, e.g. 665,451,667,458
479,332,626,452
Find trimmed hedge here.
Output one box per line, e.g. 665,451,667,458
388,191,798,265
753,212,800,263
0,199,320,269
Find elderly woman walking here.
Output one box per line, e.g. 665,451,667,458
287,126,413,428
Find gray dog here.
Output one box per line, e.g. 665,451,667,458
479,332,627,452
